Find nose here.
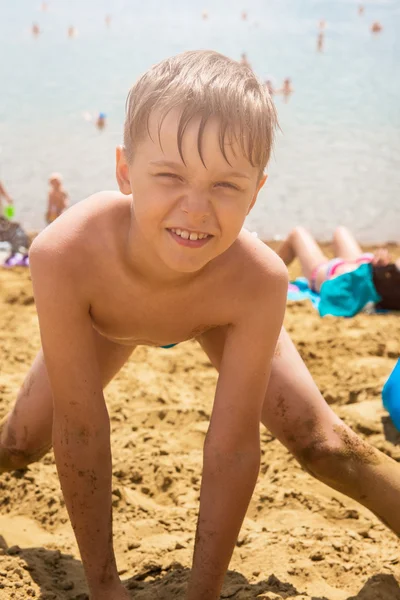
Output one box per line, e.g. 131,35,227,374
180,190,210,222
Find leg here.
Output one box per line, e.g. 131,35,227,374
0,331,135,473
277,226,328,281
332,226,363,260
198,327,400,536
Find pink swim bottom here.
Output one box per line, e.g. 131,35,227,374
310,253,374,293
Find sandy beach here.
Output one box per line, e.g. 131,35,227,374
0,245,399,600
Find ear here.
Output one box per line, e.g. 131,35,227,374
116,146,132,195
247,173,267,214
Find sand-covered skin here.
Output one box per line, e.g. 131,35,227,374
0,250,400,600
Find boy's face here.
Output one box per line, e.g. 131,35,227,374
116,109,266,274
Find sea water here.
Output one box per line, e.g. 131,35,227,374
0,0,399,242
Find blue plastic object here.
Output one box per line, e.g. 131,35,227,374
382,359,400,431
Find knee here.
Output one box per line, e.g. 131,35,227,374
332,225,348,240
293,425,380,485
0,423,50,473
0,443,51,473
289,226,306,238
288,226,309,245
294,437,355,483
0,444,34,473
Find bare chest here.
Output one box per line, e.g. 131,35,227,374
89,274,228,347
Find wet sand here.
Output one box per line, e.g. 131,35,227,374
0,246,399,600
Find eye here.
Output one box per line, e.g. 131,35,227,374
215,182,240,191
156,172,182,181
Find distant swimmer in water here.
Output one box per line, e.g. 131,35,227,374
317,31,325,52
68,26,77,38
41,2,48,11
105,14,112,27
240,53,251,69
32,23,40,36
241,11,248,21
358,5,365,16
96,112,107,130
202,11,208,20
278,78,294,102
46,173,69,225
265,79,275,96
371,21,383,33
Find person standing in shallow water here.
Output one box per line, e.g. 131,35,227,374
0,180,14,217
240,52,251,69
96,112,107,130
1,51,400,600
277,77,294,102
45,173,69,225
371,21,383,33
265,79,275,96
317,31,325,52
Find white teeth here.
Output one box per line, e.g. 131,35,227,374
170,228,209,241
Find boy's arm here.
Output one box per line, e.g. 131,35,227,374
29,239,124,599
187,260,288,600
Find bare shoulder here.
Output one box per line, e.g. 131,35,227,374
200,231,287,377
208,230,288,331
31,191,129,267
229,230,288,296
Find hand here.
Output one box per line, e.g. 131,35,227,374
90,583,131,600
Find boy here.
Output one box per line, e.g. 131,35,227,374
0,51,400,600
46,172,69,224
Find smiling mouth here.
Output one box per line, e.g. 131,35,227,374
168,228,212,241
167,228,213,248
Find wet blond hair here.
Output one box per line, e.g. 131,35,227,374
124,50,277,174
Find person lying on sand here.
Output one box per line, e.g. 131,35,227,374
278,225,400,316
1,51,400,600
